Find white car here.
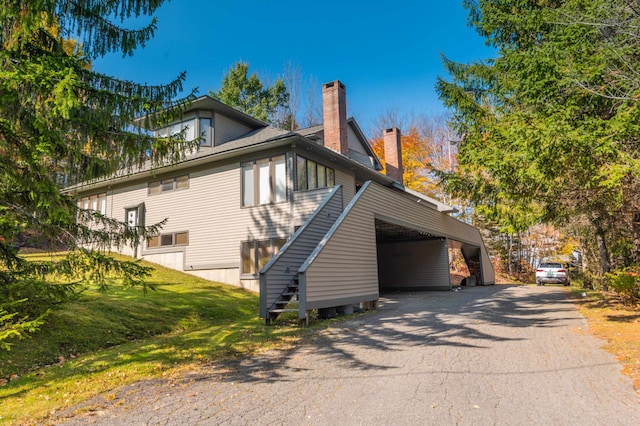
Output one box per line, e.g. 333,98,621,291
535,262,570,286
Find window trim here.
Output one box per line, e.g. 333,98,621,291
240,237,287,276
241,155,287,207
148,174,189,195
147,231,189,249
295,155,335,191
199,117,212,147
79,192,107,214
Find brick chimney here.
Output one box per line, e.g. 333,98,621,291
383,127,403,183
322,80,348,155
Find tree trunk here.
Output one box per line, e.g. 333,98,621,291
507,234,513,275
594,225,611,291
632,211,640,264
579,235,591,289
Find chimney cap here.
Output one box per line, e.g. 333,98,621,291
323,80,346,90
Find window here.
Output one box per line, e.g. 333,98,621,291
241,238,287,275
199,118,212,147
157,118,197,142
296,155,335,191
147,231,189,249
79,193,107,214
241,155,287,206
148,175,189,195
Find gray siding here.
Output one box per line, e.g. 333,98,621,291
107,182,148,257
292,187,333,224
85,156,292,285
300,181,494,310
334,168,356,207
214,112,253,146
259,186,344,318
347,126,375,169
377,240,450,290
348,149,375,169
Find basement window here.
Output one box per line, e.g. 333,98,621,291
147,231,189,249
241,238,287,276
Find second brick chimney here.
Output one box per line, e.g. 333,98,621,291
383,127,403,183
322,80,348,156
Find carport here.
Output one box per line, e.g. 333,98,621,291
261,181,494,322
375,219,483,292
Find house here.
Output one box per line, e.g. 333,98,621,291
73,80,495,324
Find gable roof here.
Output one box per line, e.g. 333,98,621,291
296,118,382,171
135,95,268,129
69,96,456,213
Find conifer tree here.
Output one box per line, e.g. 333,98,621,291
0,0,194,349
437,0,640,281
211,61,289,126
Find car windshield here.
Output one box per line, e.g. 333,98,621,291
539,263,562,268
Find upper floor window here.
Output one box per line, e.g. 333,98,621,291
79,193,107,214
199,118,212,147
241,155,286,207
157,118,196,141
156,116,212,147
296,156,335,191
148,175,189,195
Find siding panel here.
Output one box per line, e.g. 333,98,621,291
377,240,450,290
334,169,356,207
90,159,293,284
301,181,494,309
214,113,253,146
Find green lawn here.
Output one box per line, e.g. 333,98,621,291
0,255,306,424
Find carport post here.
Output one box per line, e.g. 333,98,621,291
298,271,307,322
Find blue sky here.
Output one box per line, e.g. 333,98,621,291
93,1,495,132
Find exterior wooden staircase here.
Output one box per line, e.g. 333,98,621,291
259,185,344,325
265,275,299,325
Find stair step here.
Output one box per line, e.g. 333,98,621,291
269,308,298,313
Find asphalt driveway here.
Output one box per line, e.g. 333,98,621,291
57,285,640,425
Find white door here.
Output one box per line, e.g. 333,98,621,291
126,209,138,229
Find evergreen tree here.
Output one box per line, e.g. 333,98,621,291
436,0,640,282
0,0,194,349
210,61,289,126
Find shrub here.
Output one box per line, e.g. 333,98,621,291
606,266,640,306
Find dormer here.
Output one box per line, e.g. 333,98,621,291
149,96,267,148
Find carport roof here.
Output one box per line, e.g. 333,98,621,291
375,219,444,243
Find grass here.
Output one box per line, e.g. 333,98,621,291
0,255,308,425
566,284,640,392
2,262,639,424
